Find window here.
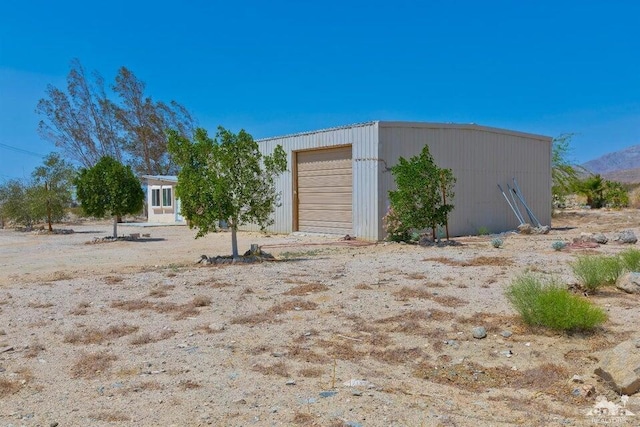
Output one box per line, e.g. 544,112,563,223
162,187,172,207
151,188,161,207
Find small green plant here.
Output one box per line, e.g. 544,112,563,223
619,248,640,272
491,238,503,248
551,241,567,251
571,255,624,293
505,274,607,332
477,226,490,236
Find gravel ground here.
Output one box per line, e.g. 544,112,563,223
1,210,640,426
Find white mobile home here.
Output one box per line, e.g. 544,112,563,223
142,175,185,224
244,121,551,240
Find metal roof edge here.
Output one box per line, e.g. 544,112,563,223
256,121,379,142
141,175,178,182
377,121,552,142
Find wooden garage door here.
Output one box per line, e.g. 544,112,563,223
296,146,352,234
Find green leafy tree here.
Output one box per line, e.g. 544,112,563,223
31,153,75,231
387,145,455,241
573,174,605,208
603,180,629,208
0,179,38,228
551,134,582,206
75,156,144,238
168,126,287,258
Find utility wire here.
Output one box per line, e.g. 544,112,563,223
0,142,46,158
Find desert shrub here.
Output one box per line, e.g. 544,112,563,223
505,274,607,332
383,206,411,242
491,238,503,248
477,226,490,236
551,241,566,251
571,255,623,292
619,248,640,272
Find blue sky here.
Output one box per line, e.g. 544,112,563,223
1,0,639,180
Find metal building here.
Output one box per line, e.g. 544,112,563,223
245,121,551,240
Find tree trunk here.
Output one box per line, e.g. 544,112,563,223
231,226,239,259
44,182,53,232
113,216,118,238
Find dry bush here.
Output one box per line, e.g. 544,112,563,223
354,283,373,290
191,295,212,307
370,347,425,365
252,361,289,377
197,324,225,334
111,299,155,311
299,367,325,378
69,301,91,315
316,339,365,362
0,378,21,397
456,312,519,333
392,287,468,308
377,309,454,324
292,413,321,426
424,256,512,267
71,352,117,378
174,306,199,320
25,341,45,358
287,345,331,364
197,280,233,288
149,285,174,298
27,301,54,309
132,380,163,391
248,344,273,355
241,287,255,294
432,295,468,308
231,298,318,325
283,283,329,296
406,272,427,280
51,271,73,281
271,299,318,313
178,380,201,390
103,275,124,284
511,363,568,390
90,412,131,422
64,323,139,345
130,329,175,345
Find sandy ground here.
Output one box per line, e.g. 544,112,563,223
1,211,640,427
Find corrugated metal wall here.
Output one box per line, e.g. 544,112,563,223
244,122,380,240
378,122,552,238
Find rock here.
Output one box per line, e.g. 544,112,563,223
533,225,550,235
593,233,608,244
571,384,595,397
0,346,14,353
352,390,363,396
613,230,638,244
472,327,487,339
595,340,640,395
50,422,59,427
500,350,513,357
517,223,532,234
571,375,584,384
418,236,434,247
319,391,337,398
616,273,640,294
0,329,6,335
500,330,512,338
285,380,296,385
616,272,640,294
343,379,373,388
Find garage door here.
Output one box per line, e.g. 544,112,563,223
296,146,352,235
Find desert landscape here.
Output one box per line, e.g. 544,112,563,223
1,210,639,426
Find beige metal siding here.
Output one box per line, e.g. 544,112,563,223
296,146,352,234
378,123,551,237
243,122,380,240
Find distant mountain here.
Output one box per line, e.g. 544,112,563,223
582,145,640,175
601,167,640,184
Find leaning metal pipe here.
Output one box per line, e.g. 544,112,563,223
512,178,542,227
506,183,526,225
498,184,525,224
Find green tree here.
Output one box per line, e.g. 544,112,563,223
603,180,629,208
387,145,455,241
551,134,582,206
168,126,287,258
31,153,75,231
0,179,37,228
75,156,144,238
574,174,605,208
